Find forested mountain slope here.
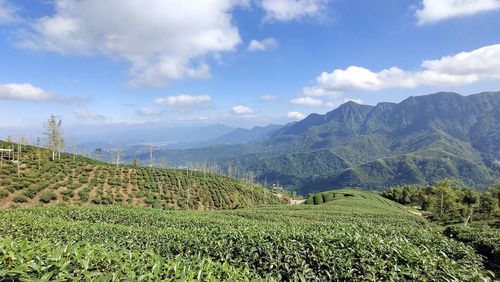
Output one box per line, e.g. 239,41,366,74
139,92,500,193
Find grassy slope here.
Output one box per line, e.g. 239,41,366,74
0,189,489,281
0,140,281,209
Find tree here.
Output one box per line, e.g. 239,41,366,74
95,148,103,161
490,183,500,207
43,115,65,160
427,178,461,222
479,192,498,217
461,189,479,226
131,158,140,167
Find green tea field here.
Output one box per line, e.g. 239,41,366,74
0,189,489,281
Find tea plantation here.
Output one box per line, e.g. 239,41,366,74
0,141,281,209
0,189,491,281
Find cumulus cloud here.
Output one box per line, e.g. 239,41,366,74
260,95,278,101
290,97,323,106
260,0,327,22
416,0,500,25
154,95,211,106
307,44,500,93
73,109,106,121
137,108,162,116
231,105,254,115
287,111,305,120
0,83,54,101
0,83,85,103
19,0,246,86
0,0,17,24
247,37,279,52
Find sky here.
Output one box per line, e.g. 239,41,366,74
1,0,500,138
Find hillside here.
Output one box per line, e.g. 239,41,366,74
138,92,500,194
0,140,281,209
0,189,490,280
211,124,283,145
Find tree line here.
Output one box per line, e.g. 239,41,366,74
382,178,499,226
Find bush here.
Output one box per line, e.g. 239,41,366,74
0,189,9,199
13,195,28,203
323,192,335,203
40,191,57,203
313,194,324,205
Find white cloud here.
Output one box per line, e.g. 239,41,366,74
260,0,327,22
416,0,500,25
137,108,162,116
0,83,55,101
73,109,106,121
290,96,323,106
308,44,500,93
154,95,211,106
247,37,279,52
287,111,305,120
231,105,254,115
20,0,246,86
302,86,342,98
260,95,278,101
0,0,17,24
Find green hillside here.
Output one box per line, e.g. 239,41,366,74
0,140,281,209
0,190,490,281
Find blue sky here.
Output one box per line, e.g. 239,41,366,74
1,0,500,137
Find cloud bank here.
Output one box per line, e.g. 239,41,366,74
416,0,500,25
19,0,246,86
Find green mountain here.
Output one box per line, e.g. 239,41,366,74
0,140,281,209
138,92,499,194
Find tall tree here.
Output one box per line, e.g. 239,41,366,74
43,115,65,160
462,189,479,226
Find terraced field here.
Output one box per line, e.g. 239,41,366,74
0,189,489,281
0,141,280,209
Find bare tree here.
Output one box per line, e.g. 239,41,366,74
43,115,65,160
112,147,122,169
149,145,154,168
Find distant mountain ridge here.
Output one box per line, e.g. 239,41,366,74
213,124,283,145
128,92,500,194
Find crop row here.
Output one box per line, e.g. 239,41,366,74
0,199,487,281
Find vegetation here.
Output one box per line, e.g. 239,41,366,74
142,92,500,193
0,140,281,209
381,179,499,225
382,180,500,274
444,226,500,271
0,190,490,281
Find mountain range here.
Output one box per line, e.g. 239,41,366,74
125,91,500,194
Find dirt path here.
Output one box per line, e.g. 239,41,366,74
289,199,306,205
274,193,306,205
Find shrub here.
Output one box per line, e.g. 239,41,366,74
40,191,57,203
313,194,324,205
0,189,9,199
12,195,28,203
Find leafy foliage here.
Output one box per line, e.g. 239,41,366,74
381,179,499,224
0,190,488,281
444,226,500,271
